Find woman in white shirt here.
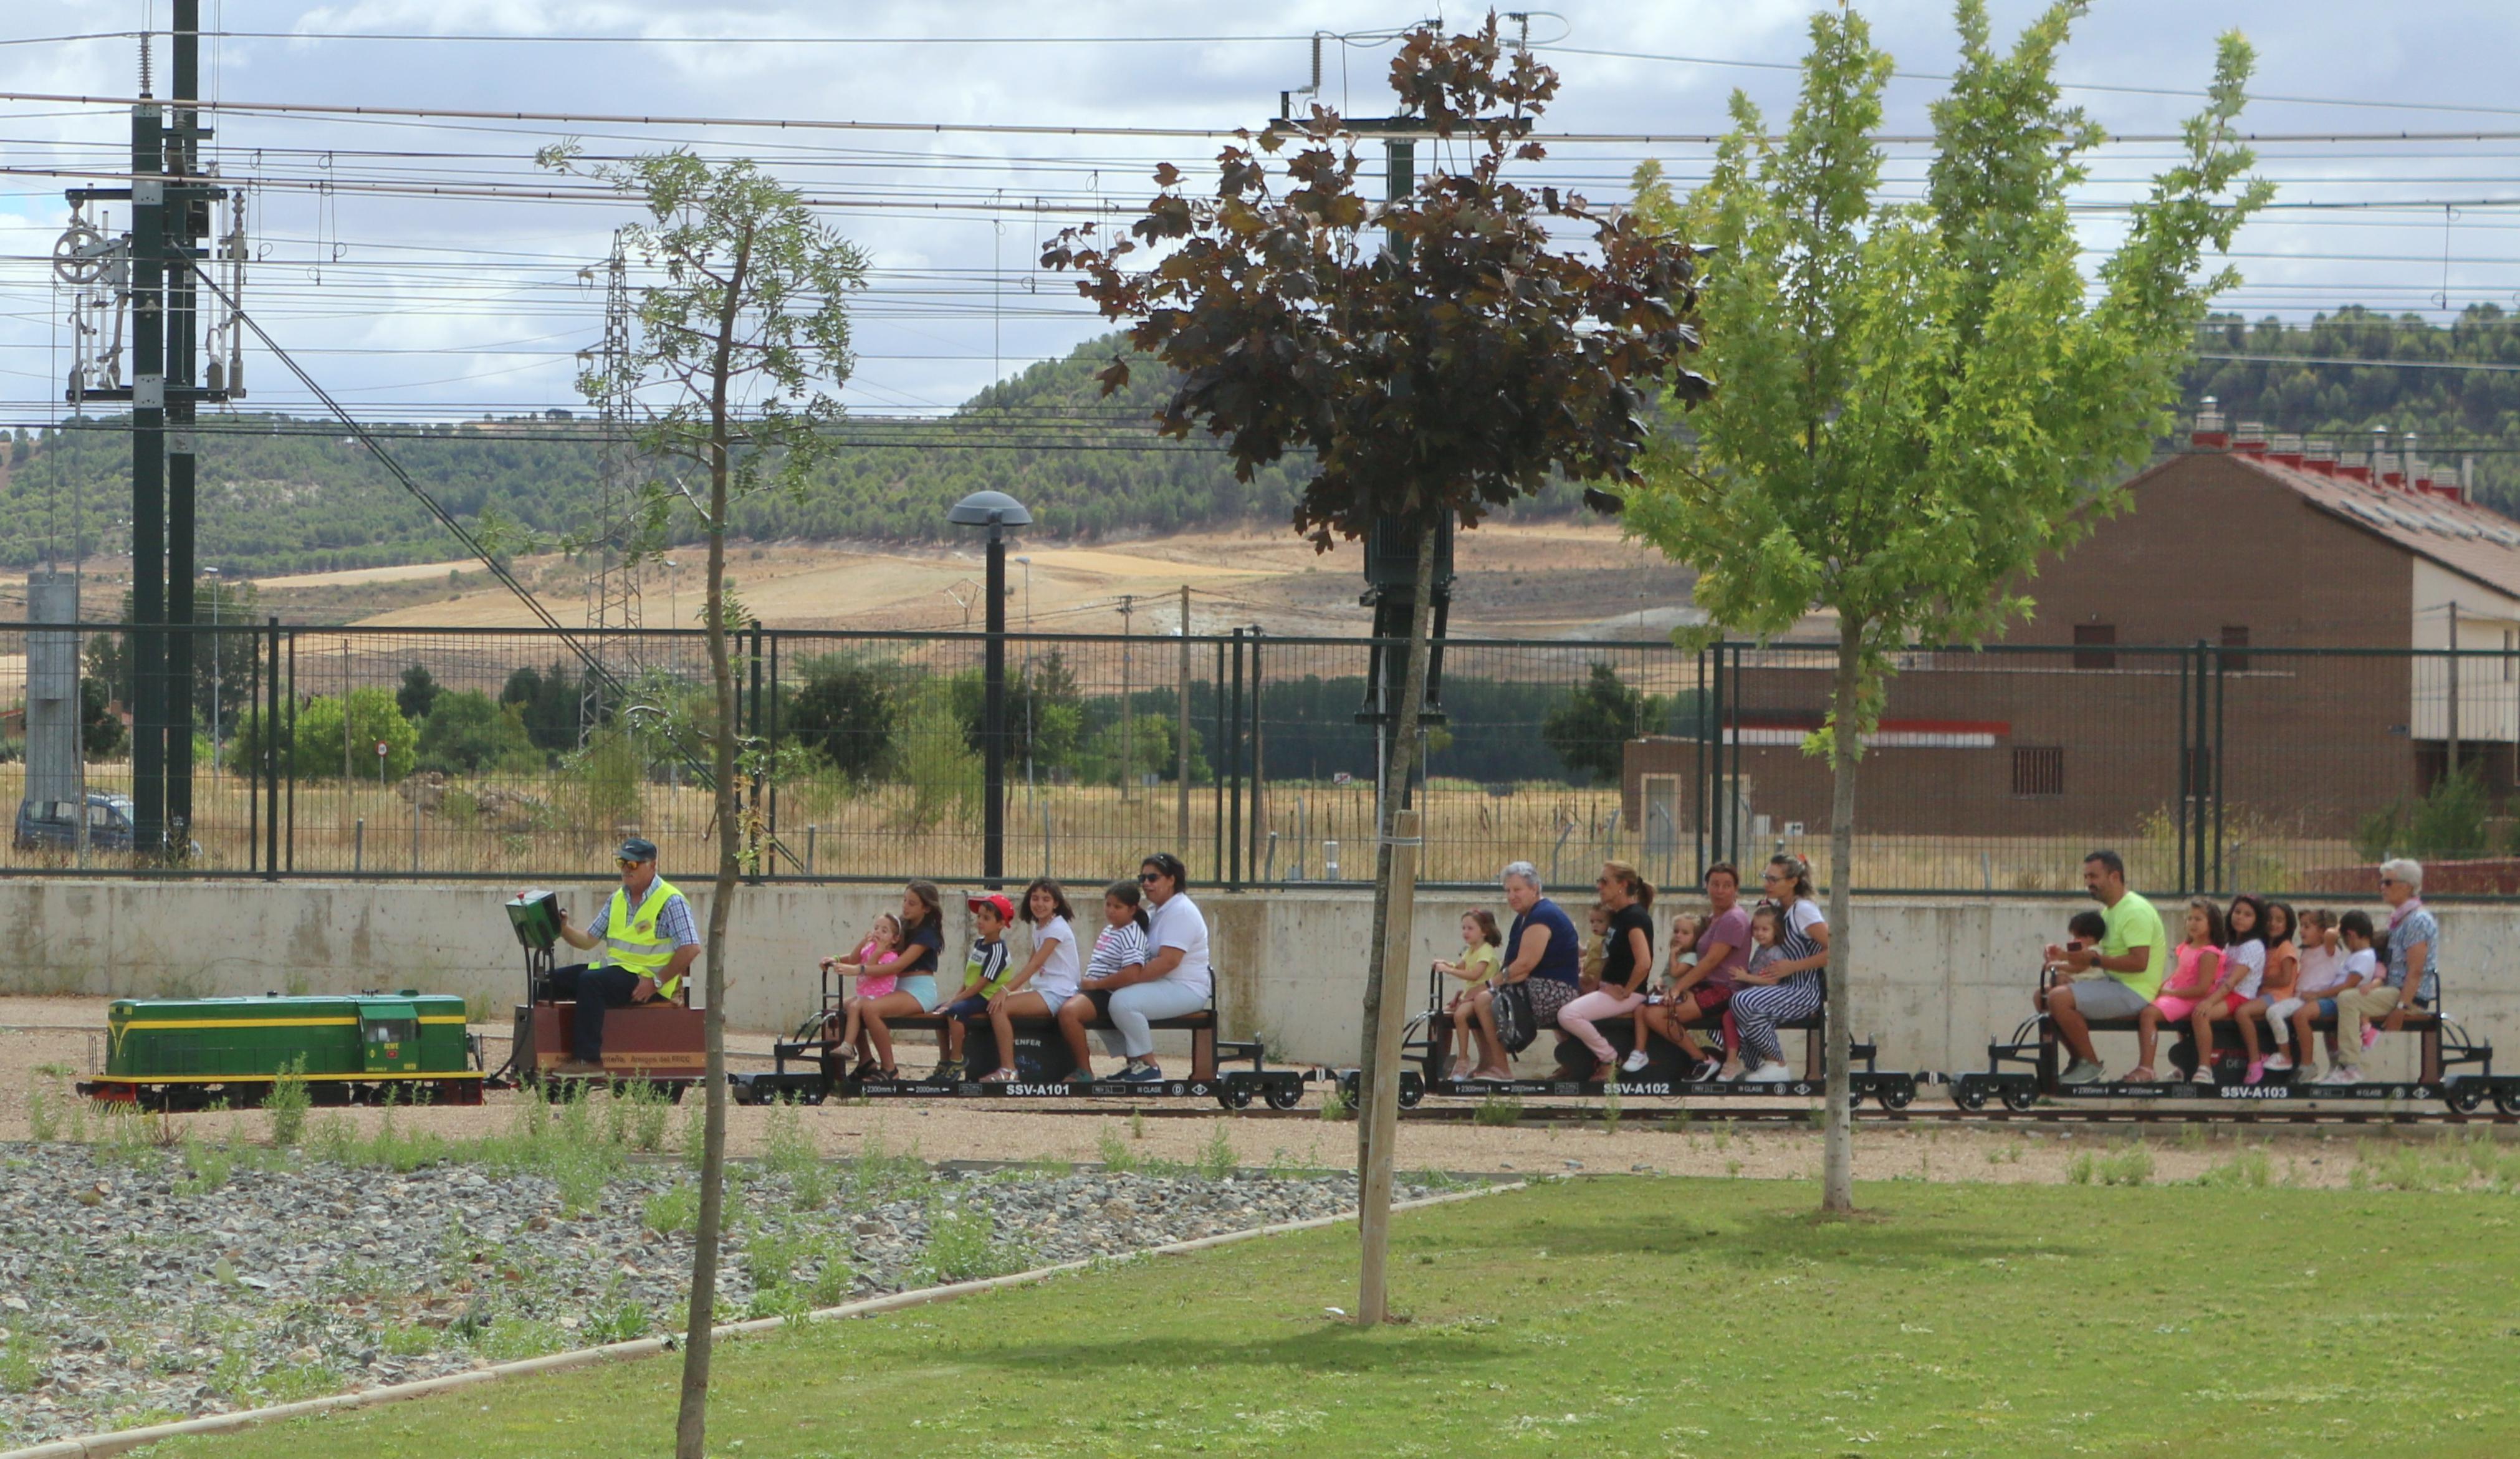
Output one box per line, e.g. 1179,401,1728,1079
1090,853,1212,1083
977,878,1083,1083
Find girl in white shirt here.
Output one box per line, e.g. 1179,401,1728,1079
977,878,1085,1083
1056,880,1152,1083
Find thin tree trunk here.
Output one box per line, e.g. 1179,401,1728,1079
676,223,752,1459
1821,612,1862,1215
1357,511,1439,1324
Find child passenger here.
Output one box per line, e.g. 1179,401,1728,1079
2264,908,2344,1077
1434,911,1505,1079
2294,911,2379,1085
822,912,905,1080
2187,894,2266,1081
2233,901,2297,1084
933,893,1015,1079
1623,912,1705,1076
2130,897,2225,1083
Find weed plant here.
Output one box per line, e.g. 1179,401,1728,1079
1195,1122,1237,1179
2066,1140,2155,1187
264,1056,312,1146
1473,1094,1523,1127
913,1200,1028,1286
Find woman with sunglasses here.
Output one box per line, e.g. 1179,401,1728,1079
1075,853,1211,1083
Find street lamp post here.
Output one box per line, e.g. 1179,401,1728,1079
949,490,1033,887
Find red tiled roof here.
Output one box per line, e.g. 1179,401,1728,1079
2218,449,2520,600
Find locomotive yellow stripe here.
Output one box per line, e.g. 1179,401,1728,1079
116,1017,358,1030
115,1015,471,1031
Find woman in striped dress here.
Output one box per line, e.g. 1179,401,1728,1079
1730,854,1831,1083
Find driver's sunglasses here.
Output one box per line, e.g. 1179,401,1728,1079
616,858,642,871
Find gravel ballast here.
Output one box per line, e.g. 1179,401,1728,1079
0,1142,1440,1447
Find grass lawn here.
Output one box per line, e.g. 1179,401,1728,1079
155,1176,2520,1459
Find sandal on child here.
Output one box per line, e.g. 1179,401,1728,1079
2120,1066,2158,1083
980,1068,1018,1083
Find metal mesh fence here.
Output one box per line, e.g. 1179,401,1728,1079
0,624,2498,896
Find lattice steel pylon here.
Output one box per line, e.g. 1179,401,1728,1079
581,228,644,745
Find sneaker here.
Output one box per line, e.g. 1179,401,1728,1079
1114,1062,1166,1083
2244,1058,2266,1086
1743,1063,1795,1084
2362,1023,2382,1050
1064,1068,1099,1085
927,1061,961,1081
1687,1057,1722,1083
1619,1050,1651,1074
2316,1066,2362,1086
2262,1053,2292,1073
2058,1060,2105,1086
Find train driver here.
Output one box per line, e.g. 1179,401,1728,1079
544,836,701,1074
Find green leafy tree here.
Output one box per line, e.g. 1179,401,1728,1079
549,141,867,1458
499,663,583,751
1541,663,1661,785
1622,2,2271,1213
1046,19,1707,1324
397,663,441,722
80,677,125,760
414,691,539,775
290,688,418,781
783,653,899,781
82,579,261,731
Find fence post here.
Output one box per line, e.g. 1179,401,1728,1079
2175,643,2191,896
747,619,764,886
1212,637,1226,880
353,816,364,874
1248,628,1265,884
1693,646,1708,881
411,797,421,874
264,618,280,881
806,824,817,878
767,627,780,856
284,629,297,874
1227,628,1245,891
2191,639,2210,895
2211,639,2227,894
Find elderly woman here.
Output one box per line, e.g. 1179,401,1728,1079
1459,861,1583,1081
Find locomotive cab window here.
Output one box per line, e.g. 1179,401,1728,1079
360,1002,423,1073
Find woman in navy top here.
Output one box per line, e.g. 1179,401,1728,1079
1460,861,1581,1080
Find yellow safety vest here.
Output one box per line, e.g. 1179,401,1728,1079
603,878,687,1002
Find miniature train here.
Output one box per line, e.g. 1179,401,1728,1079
78,992,484,1108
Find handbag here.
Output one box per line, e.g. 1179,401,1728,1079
1492,979,1539,1055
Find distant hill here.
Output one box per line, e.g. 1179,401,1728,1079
6,306,2511,577
2182,304,2520,510
0,335,1577,578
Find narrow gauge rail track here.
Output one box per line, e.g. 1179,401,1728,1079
817,1098,2520,1127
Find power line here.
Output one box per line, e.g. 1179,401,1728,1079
9,88,2520,146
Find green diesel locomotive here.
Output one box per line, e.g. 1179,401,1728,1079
80,992,484,1107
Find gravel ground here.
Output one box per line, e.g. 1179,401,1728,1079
0,1140,1443,1447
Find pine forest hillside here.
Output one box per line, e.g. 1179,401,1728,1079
0,309,2512,577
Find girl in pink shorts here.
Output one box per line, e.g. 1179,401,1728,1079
2129,897,2225,1082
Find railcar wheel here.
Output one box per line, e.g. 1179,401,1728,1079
2495,1086,2520,1118
1218,1086,1252,1111
2000,1084,2039,1114
1952,1083,1988,1112
1397,1081,1424,1110
1878,1084,1914,1112
1264,1084,1302,1111
2448,1086,2483,1115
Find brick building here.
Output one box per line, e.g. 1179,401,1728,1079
1624,409,2520,847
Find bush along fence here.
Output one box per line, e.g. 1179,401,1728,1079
2,623,2512,896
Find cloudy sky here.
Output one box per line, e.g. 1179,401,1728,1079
4,1,2516,427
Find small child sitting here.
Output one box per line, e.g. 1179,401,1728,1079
1434,910,1505,1079
1620,912,1700,1074
2130,897,2225,1083
822,912,904,1080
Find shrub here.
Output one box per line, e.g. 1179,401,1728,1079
264,1056,311,1146
415,690,539,774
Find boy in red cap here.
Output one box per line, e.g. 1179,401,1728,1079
931,892,1015,1079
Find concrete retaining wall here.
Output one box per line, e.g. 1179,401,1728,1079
1,879,2506,1079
